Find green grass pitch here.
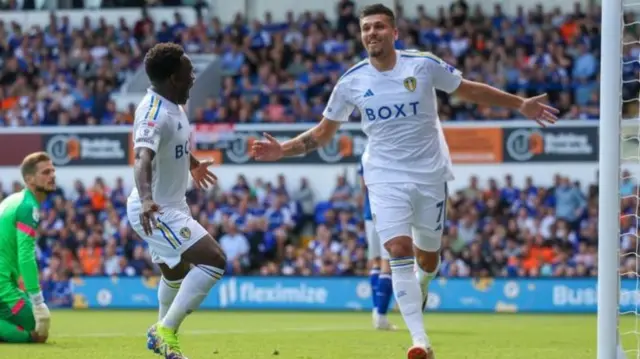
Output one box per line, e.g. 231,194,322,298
4,310,634,358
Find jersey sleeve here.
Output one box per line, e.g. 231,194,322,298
422,52,463,94
133,100,168,153
322,79,355,122
15,201,41,295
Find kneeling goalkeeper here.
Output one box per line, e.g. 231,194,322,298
0,152,56,343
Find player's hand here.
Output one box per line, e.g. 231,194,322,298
32,302,51,337
251,132,284,161
140,198,162,236
518,93,560,127
191,159,218,190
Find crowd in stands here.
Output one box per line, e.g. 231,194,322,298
0,167,626,306
0,0,634,126
1,0,200,10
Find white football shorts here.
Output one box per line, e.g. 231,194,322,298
365,219,389,260
367,182,448,252
127,198,207,268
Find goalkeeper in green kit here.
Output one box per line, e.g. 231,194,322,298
0,152,56,343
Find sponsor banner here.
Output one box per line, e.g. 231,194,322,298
443,128,503,163
0,134,42,166
503,127,598,163
71,276,374,310
42,133,131,166
70,276,639,313
0,120,612,166
193,124,503,165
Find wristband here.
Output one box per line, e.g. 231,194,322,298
29,292,44,306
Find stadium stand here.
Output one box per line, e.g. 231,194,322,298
0,1,626,308
0,0,627,127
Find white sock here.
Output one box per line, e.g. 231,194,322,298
390,256,429,346
158,277,183,321
416,256,441,289
161,265,224,330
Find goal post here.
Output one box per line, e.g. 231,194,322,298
597,0,623,358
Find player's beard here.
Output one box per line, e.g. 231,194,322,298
368,48,383,58
34,185,55,195
367,41,386,58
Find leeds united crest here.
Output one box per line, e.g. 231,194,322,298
179,227,191,240
403,77,417,92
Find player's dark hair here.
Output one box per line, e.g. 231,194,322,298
21,152,50,179
359,3,396,24
144,42,185,84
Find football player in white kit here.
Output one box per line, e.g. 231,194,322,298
251,4,558,359
359,156,396,331
127,43,227,359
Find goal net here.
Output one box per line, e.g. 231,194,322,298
601,0,640,358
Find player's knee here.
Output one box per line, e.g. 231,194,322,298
384,236,413,258
159,262,190,281
184,235,227,269
415,250,439,273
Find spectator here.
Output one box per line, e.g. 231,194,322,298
78,233,104,276
219,221,250,274
103,239,122,276
330,175,352,210
554,177,587,224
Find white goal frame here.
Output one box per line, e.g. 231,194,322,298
597,0,624,357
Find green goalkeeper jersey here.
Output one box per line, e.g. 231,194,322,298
0,189,41,301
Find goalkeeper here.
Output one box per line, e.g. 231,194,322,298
0,152,56,343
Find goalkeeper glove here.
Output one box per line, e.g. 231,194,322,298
30,292,51,337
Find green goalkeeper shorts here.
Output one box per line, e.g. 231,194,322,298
0,289,35,331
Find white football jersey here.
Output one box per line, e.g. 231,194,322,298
323,50,462,187
129,89,191,206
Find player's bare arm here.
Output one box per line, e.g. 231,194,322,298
134,147,160,235
453,80,559,127
134,147,155,201
282,118,339,156
251,118,341,161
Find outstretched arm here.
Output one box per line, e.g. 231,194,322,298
280,75,353,157
420,51,558,126
253,77,353,161
454,80,524,109
454,80,558,125
280,118,341,157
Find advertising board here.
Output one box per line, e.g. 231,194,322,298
71,277,639,313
